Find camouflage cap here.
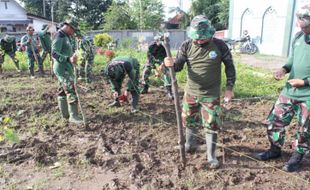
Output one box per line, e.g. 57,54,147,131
103,62,123,80
42,24,49,30
64,17,79,31
187,15,215,40
4,35,14,43
296,4,310,28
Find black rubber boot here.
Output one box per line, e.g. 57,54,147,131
131,91,139,113
140,85,149,94
255,145,282,161
166,86,174,100
108,98,121,107
185,127,197,153
206,133,220,169
283,151,304,172
29,67,35,78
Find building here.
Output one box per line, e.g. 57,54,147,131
228,0,310,56
0,0,54,33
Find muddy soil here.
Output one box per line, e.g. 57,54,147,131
0,65,309,190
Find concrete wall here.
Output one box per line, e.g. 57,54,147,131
229,0,310,56
88,30,187,50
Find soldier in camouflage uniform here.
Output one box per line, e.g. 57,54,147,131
256,5,310,172
164,15,236,169
21,25,44,78
76,32,95,83
39,24,52,64
141,35,173,99
52,18,83,125
0,34,21,73
102,54,140,113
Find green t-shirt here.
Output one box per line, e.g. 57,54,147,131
38,27,51,52
281,32,310,101
52,30,74,76
174,39,236,97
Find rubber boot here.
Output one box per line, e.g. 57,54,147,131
68,102,83,125
283,151,304,172
57,96,69,119
0,64,3,74
255,145,282,161
131,91,139,113
29,67,35,79
166,86,174,100
206,133,220,169
141,85,149,94
185,127,198,153
14,60,21,72
38,65,45,76
108,98,121,107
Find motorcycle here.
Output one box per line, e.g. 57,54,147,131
223,35,258,54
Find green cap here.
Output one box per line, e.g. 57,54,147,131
187,15,215,40
42,24,49,30
4,35,14,43
64,17,79,31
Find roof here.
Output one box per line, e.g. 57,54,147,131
168,13,184,24
27,13,52,22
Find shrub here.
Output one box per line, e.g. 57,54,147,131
93,33,113,49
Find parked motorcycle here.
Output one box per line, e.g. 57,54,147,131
223,35,258,54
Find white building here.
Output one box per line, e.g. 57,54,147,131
0,0,54,33
228,0,310,56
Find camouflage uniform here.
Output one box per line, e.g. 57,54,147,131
256,5,310,172
103,56,140,112
78,37,94,82
141,39,172,97
52,18,83,124
172,15,236,168
21,26,44,76
38,24,52,64
0,35,20,72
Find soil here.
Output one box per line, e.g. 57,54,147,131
0,55,310,190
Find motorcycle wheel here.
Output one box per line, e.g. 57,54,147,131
244,43,258,54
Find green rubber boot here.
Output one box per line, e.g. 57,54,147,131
68,102,83,125
57,96,69,119
206,132,220,169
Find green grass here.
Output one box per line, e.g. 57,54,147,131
2,50,285,98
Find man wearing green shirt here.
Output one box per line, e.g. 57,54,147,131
52,18,83,125
0,34,21,73
102,54,140,113
164,15,236,169
256,5,310,172
21,25,44,78
39,24,52,64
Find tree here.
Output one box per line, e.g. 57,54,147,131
20,0,52,18
72,0,112,30
130,0,165,30
168,7,191,29
103,2,137,30
189,0,229,30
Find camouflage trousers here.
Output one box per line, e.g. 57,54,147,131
79,54,94,80
27,51,43,71
266,94,310,154
0,52,20,70
41,50,51,64
142,60,171,87
182,93,222,133
56,71,78,103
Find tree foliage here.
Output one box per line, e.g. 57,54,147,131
20,0,112,30
103,2,137,30
189,0,229,30
130,0,165,30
